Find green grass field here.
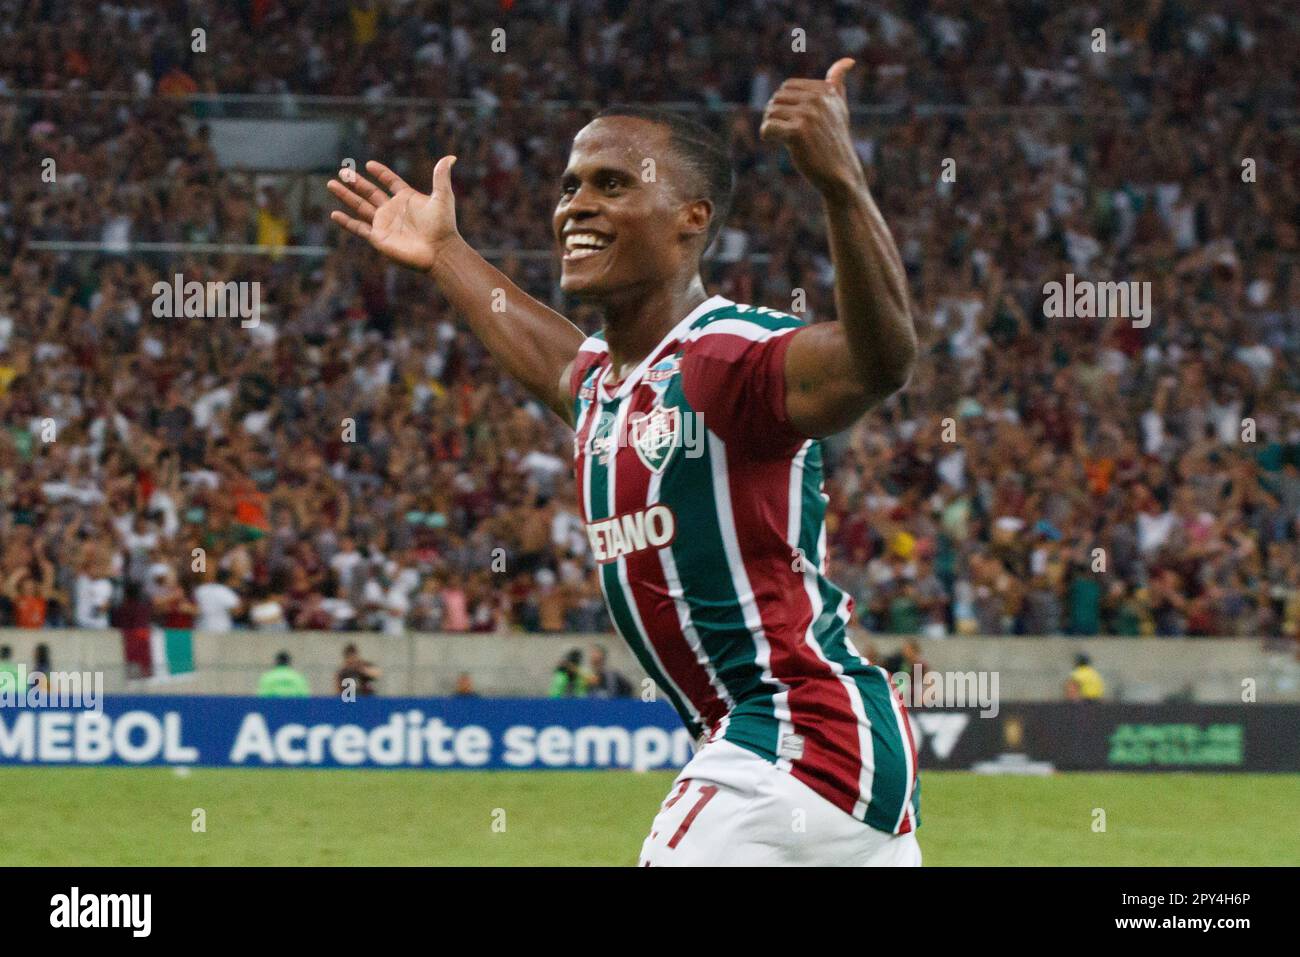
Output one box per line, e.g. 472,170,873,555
2,767,1295,866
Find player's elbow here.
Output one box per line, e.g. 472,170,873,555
875,354,915,399
866,334,917,402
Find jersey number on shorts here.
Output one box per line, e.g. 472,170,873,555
667,783,718,850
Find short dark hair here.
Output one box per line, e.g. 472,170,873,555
594,105,734,248
276,651,291,667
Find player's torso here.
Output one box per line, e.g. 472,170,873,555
568,298,920,834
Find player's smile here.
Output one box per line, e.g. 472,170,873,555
561,228,615,262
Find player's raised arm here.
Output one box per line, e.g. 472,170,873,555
760,58,918,438
327,157,586,426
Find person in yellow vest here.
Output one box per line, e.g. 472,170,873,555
1065,654,1105,701
349,1,379,45
256,188,290,258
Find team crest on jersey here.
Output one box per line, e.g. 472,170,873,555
630,403,681,474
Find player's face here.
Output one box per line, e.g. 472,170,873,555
554,117,696,298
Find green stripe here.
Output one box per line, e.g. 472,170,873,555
856,667,913,831
689,303,806,333
588,396,702,737
163,628,195,675
660,375,779,758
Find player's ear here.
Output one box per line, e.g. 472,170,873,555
679,198,713,242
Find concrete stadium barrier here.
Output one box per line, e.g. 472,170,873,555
1,628,1297,703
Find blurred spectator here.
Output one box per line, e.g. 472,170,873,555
74,555,114,630
194,569,243,634
249,587,289,631
257,651,311,697
0,645,21,694
111,581,154,680
453,671,478,697
30,642,51,695
1065,654,1106,701
548,648,588,698
335,642,380,697
883,638,928,681
586,643,632,698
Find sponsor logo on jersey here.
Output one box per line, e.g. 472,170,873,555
586,504,676,563
630,404,681,474
645,356,680,391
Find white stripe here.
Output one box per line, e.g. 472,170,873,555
606,397,704,732
706,430,792,767
649,464,735,738
599,295,731,401
578,336,609,355
789,442,873,820
683,319,802,344
149,626,169,679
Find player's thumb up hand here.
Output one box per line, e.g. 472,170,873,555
432,155,457,197
427,155,460,246
824,57,854,98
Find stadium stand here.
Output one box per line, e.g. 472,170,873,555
0,0,1297,645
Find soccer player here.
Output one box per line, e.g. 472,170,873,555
328,58,921,866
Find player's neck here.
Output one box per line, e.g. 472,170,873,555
600,279,708,385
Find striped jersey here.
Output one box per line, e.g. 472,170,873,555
568,295,920,835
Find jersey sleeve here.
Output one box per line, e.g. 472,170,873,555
567,337,607,403
680,321,807,455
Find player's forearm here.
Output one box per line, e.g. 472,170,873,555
429,235,585,421
822,183,917,400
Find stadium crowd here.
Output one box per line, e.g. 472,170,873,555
0,1,1297,643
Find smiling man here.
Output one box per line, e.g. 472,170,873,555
327,58,922,866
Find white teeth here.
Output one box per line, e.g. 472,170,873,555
564,232,612,253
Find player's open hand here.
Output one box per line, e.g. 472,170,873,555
327,157,459,273
760,58,866,199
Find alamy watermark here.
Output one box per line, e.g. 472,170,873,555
892,663,999,718
1042,273,1151,328
152,274,261,328
50,887,151,938
0,668,104,712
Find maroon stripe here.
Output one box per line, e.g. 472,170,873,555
569,346,606,399
724,444,865,816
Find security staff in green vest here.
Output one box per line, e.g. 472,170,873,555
257,651,311,697
0,645,24,694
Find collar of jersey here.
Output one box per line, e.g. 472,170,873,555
597,294,732,402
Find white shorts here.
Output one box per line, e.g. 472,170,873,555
639,740,922,867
